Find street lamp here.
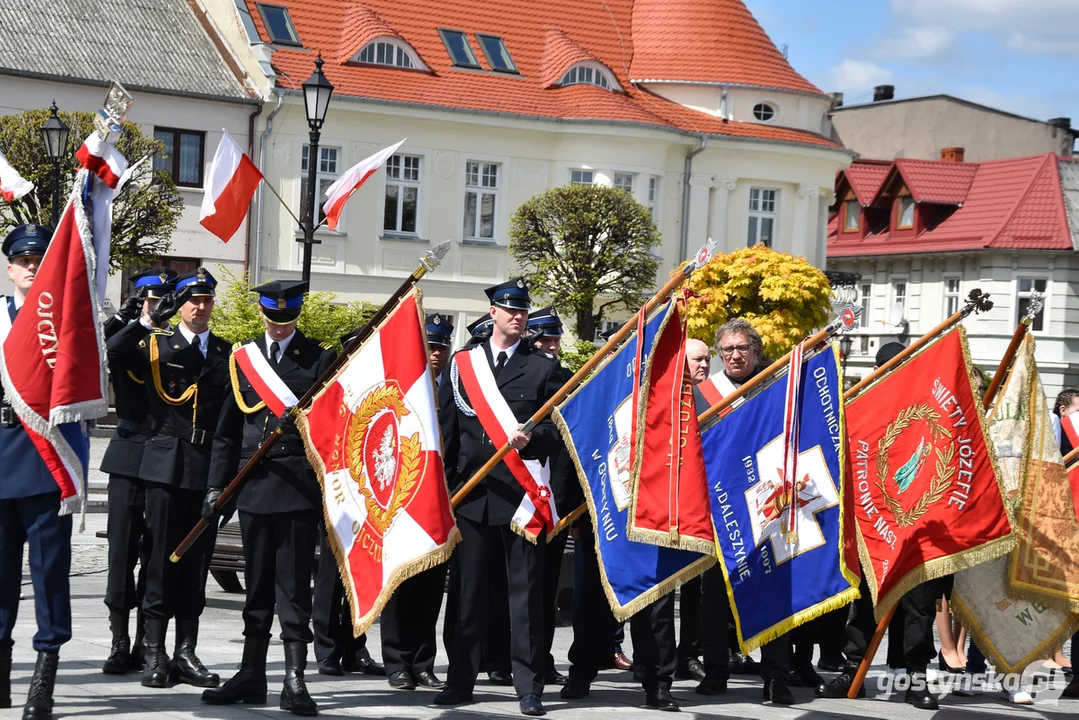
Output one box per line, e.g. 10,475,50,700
839,335,853,361
300,53,334,284
39,100,70,228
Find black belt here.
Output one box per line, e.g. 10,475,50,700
157,423,214,445
116,419,152,434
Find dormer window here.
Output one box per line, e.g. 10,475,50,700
354,38,420,69
559,62,617,91
897,196,915,229
843,199,860,232
753,103,776,122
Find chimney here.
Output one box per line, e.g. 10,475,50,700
873,85,895,102
940,147,965,163
830,92,844,108
1048,117,1072,131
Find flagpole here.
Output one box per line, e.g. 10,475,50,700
170,240,452,562
450,242,716,510
262,180,305,229
1064,447,1079,466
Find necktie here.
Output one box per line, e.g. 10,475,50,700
191,335,201,352
270,341,280,366
494,351,507,379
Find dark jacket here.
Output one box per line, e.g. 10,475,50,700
99,314,153,478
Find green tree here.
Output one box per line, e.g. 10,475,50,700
509,183,660,342
0,108,183,271
208,267,379,348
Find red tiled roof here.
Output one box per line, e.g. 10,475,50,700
629,0,823,95
829,154,1074,257
247,0,840,149
332,4,405,65
881,159,978,205
841,161,890,205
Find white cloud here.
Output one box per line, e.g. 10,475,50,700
823,60,895,95
871,26,956,61
959,86,1063,121
892,0,1079,56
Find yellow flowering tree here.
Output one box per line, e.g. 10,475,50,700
682,244,832,359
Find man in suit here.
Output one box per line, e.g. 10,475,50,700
201,281,334,716
106,268,231,690
434,278,562,716
380,313,455,691
0,224,72,720
100,268,176,675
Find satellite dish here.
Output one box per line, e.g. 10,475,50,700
888,302,905,327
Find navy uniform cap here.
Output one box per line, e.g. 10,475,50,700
875,341,906,368
527,306,563,338
131,267,178,299
3,223,52,259
252,279,308,324
467,316,493,339
426,313,454,347
175,267,218,297
484,277,531,311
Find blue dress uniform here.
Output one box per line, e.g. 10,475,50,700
0,224,72,720
106,268,230,690
100,268,177,675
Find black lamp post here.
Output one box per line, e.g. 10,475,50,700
300,54,334,284
39,100,70,229
839,335,853,362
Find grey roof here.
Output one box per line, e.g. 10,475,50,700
0,0,251,101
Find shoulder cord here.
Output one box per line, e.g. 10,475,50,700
228,349,267,415
450,355,477,418
148,332,199,427
126,370,145,385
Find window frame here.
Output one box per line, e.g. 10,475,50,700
858,282,872,327
153,127,205,189
255,3,302,47
570,169,594,185
646,176,659,220
559,62,618,91
891,279,908,324
383,153,423,237
299,143,342,230
613,172,635,194
843,198,860,232
463,160,500,242
942,276,961,319
747,186,778,247
896,195,915,229
438,28,480,69
355,38,416,69
1015,276,1049,333
752,102,777,122
475,33,517,74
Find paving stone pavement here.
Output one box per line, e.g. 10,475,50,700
5,505,1077,719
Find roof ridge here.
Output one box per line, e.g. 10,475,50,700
987,153,1056,247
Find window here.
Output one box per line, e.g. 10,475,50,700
476,34,516,73
384,154,421,234
859,283,872,327
463,161,498,240
300,145,339,226
892,281,907,319
438,29,479,68
234,0,261,43
596,320,621,342
897,196,915,228
753,103,776,122
256,3,301,46
570,169,593,185
943,277,961,318
153,128,204,188
356,40,414,68
559,63,613,90
613,172,635,194
1017,278,1047,331
844,199,860,232
647,176,659,218
747,187,777,247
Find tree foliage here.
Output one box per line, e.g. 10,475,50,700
0,108,183,271
509,183,660,342
209,267,379,349
681,244,833,359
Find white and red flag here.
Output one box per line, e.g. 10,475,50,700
322,138,405,231
200,130,263,242
0,150,33,202
297,290,459,633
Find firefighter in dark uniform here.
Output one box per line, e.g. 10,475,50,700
380,313,455,691
0,224,71,720
100,268,177,675
434,278,563,717
106,267,230,690
201,280,333,716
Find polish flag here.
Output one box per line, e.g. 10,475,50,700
75,133,129,189
0,150,34,202
200,131,263,242
322,138,406,231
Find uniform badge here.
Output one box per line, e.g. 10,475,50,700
516,279,525,289
158,271,168,283
433,315,441,325
277,296,286,309
196,267,207,281
26,224,36,235
550,309,559,319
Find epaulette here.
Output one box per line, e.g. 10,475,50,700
232,341,244,352
138,339,146,349
320,341,332,350
150,328,174,337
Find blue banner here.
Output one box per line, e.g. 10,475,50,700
554,303,712,619
700,346,858,651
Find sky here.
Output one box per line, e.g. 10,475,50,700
746,0,1077,124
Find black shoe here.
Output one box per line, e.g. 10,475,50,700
413,669,446,689
280,642,317,717
937,651,964,674
787,665,824,688
388,671,416,690
317,658,343,676
695,676,727,695
102,610,130,675
644,687,680,711
21,651,58,720
344,653,385,676
171,619,219,688
817,654,845,673
519,693,545,716
433,687,473,705
1062,677,1079,698
201,637,269,705
815,671,865,699
141,619,170,689
488,669,514,686
729,650,758,674
674,657,706,682
129,611,146,671
560,681,589,699
904,676,938,710
2,643,12,709
763,676,796,705
545,665,568,685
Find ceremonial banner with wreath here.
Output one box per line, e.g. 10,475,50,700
297,290,459,635
846,328,1013,616
951,335,1079,673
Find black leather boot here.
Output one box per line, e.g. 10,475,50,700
1,643,11,709
202,637,269,705
141,618,170,689
128,611,146,671
102,610,130,675
171,618,219,688
21,651,58,720
280,641,317,716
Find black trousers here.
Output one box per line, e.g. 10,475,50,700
381,563,447,676
104,473,149,613
542,531,569,667
447,515,545,698
142,484,215,621
699,563,788,682
843,576,937,674
676,575,702,664
0,492,71,653
312,526,369,663
630,591,677,692
239,509,319,642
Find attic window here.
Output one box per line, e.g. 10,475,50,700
897,196,915,228
256,3,301,46
234,0,261,43
753,103,776,122
559,63,615,91
844,199,860,232
356,39,416,69
439,28,480,68
476,34,517,73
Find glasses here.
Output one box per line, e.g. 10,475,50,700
720,344,753,357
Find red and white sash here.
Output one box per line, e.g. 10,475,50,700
1062,413,1079,452
454,346,559,541
233,341,299,416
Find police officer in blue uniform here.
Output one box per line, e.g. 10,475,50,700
0,224,71,720
100,268,177,675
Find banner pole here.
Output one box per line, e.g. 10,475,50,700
170,241,452,562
